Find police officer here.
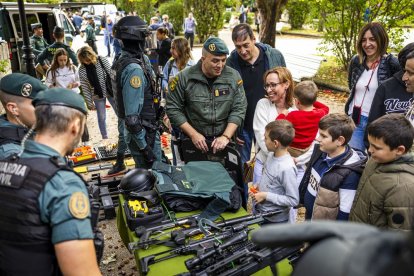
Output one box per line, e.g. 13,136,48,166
0,88,101,275
30,23,49,57
84,15,98,54
37,26,79,71
166,37,247,155
0,73,47,158
111,16,161,169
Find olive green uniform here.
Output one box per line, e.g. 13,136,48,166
166,61,247,137
30,35,49,57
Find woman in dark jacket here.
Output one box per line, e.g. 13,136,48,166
155,27,172,68
345,22,400,152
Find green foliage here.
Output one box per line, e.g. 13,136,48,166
117,0,156,20
286,0,310,29
188,0,225,42
0,60,10,74
314,0,414,70
159,0,184,35
224,11,232,23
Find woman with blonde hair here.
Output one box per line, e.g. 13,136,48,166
78,45,115,140
253,67,294,183
45,48,80,94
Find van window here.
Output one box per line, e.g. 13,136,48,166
12,13,38,38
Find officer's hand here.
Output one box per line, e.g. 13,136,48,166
191,133,208,153
236,137,245,145
211,136,229,154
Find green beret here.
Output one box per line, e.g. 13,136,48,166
33,88,88,115
0,73,47,99
31,23,42,30
203,37,229,56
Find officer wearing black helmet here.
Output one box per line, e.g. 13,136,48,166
111,16,161,169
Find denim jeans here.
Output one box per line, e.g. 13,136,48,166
238,128,255,166
349,114,368,152
94,97,115,139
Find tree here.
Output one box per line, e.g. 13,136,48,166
286,0,310,29
316,0,414,70
187,0,225,42
256,0,288,47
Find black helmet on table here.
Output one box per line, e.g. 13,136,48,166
113,16,150,41
118,168,155,194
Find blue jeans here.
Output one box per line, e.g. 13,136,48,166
238,128,255,165
349,115,368,152
94,97,115,139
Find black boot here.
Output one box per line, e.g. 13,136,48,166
107,155,126,175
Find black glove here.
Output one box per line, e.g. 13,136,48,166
141,145,155,166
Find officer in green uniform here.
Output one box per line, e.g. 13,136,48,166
37,26,79,71
30,23,49,57
166,37,247,155
0,88,101,275
111,16,161,169
84,15,98,54
0,73,47,158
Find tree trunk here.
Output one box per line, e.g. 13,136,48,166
257,0,287,47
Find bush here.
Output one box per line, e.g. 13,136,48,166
286,0,310,29
159,0,184,36
223,11,232,23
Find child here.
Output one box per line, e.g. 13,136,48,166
350,113,414,231
45,48,80,94
250,120,298,224
299,113,367,221
277,80,329,157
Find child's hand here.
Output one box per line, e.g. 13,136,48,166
252,192,267,203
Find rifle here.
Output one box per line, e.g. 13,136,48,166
139,223,252,275
136,210,282,248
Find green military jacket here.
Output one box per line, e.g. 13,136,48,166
37,42,79,66
30,35,49,56
349,154,414,232
85,24,96,42
166,61,247,137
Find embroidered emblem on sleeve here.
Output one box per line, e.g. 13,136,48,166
68,192,90,219
130,76,142,89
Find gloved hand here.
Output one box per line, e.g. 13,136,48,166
141,145,155,166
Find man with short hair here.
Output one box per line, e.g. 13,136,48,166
84,15,98,54
37,26,79,71
166,37,247,155
227,23,286,166
30,23,49,57
0,88,101,275
161,14,174,38
0,73,47,158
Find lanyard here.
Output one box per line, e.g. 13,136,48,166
355,60,379,108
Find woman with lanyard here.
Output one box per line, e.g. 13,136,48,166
345,22,400,152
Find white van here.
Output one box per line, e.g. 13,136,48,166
0,2,79,73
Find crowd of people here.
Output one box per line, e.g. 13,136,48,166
0,7,414,274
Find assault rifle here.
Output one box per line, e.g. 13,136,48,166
139,223,252,275
135,210,282,248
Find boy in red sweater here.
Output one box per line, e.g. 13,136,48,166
277,80,329,157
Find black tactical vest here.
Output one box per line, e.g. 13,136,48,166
0,126,28,146
0,155,71,276
111,53,157,120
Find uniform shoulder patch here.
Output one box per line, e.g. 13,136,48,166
68,191,89,219
130,76,142,89
237,79,243,86
169,76,178,92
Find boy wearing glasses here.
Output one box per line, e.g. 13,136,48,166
277,80,329,157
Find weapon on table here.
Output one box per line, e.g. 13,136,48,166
135,210,282,248
138,223,253,275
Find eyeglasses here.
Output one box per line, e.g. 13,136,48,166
264,82,283,90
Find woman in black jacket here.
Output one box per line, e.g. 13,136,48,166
345,22,400,152
155,27,172,68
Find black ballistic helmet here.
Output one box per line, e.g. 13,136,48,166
113,16,150,41
118,168,155,194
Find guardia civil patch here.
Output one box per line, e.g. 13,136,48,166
130,76,142,89
68,192,89,219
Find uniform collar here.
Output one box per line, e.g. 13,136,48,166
23,140,64,161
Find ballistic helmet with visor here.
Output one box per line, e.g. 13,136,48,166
118,168,156,194
113,16,150,41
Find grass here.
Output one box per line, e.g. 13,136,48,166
314,56,348,88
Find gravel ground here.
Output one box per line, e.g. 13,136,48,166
83,89,348,276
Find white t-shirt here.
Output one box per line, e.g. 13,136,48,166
349,68,379,116
46,66,81,94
